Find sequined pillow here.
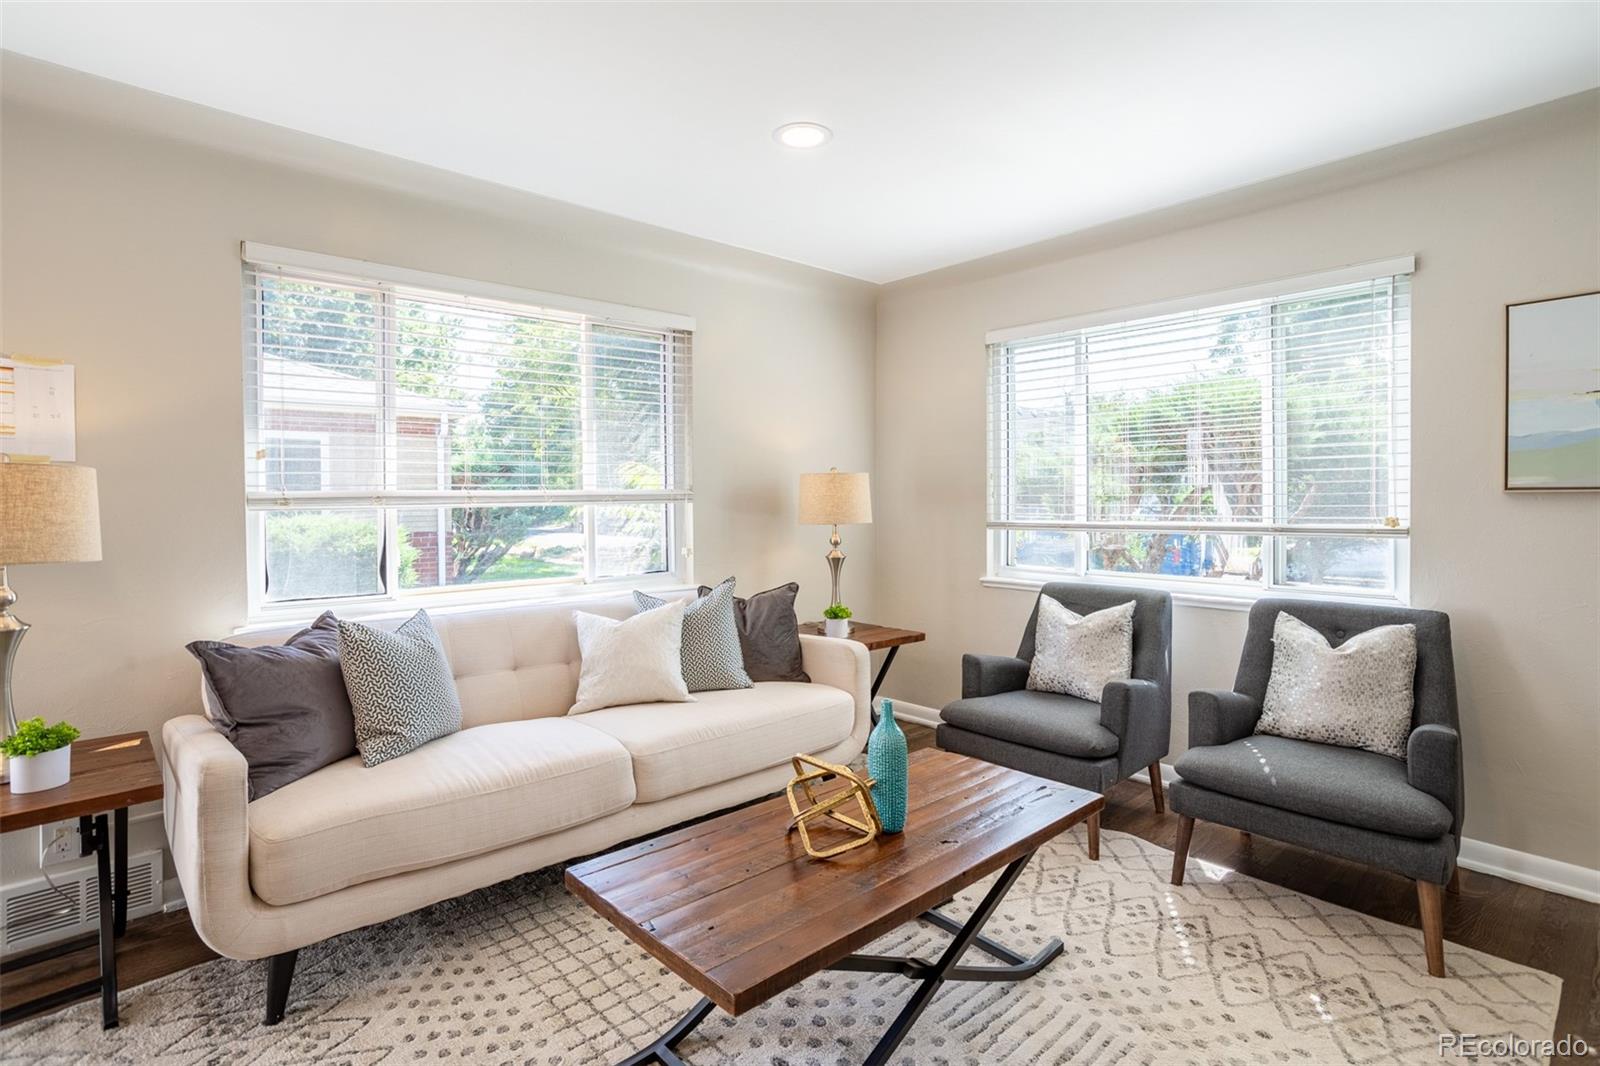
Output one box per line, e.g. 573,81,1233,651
1025,597,1135,702
1256,612,1416,760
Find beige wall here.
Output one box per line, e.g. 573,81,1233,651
873,97,1600,870
0,71,877,880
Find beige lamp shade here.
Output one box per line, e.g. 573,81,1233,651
799,470,872,526
0,463,102,564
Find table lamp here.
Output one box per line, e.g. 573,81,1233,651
0,461,102,736
798,468,872,608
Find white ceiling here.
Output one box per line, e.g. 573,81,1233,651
5,2,1597,283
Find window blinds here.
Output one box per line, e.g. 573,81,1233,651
242,248,692,512
988,264,1411,538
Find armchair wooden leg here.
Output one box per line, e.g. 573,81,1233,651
1086,811,1100,861
1170,815,1194,886
1446,866,1461,894
1148,763,1165,813
264,949,299,1025
1417,881,1446,978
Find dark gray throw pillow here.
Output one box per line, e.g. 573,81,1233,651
186,611,356,801
338,610,463,767
635,578,752,693
698,581,810,683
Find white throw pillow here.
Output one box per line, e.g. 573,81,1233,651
569,600,693,714
1025,597,1136,702
1255,612,1416,760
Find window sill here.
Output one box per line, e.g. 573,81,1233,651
978,573,1407,612
238,574,691,635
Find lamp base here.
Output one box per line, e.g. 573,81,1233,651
825,526,846,607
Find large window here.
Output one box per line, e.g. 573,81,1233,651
243,244,692,612
987,260,1411,599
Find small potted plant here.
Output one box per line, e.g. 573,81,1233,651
822,603,853,638
3,718,81,794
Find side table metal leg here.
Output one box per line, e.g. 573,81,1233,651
93,813,118,1029
870,646,899,701
113,806,129,937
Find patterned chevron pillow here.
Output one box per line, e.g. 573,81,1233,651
338,610,463,767
635,578,753,693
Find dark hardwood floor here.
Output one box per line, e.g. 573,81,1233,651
5,722,1596,1065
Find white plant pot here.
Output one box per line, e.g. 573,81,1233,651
824,618,851,638
8,745,71,794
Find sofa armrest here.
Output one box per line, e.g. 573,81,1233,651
961,654,1030,699
1187,689,1262,748
1101,678,1171,775
162,715,260,959
1408,723,1462,826
800,634,873,737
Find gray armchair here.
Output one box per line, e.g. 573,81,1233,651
938,582,1173,857
1169,598,1463,977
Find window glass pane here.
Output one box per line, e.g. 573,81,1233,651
1089,532,1262,582
1005,530,1079,571
255,277,382,494
1277,283,1399,525
1004,341,1076,521
264,436,324,492
1279,535,1394,591
1085,304,1268,526
594,504,669,579
264,509,383,602
399,505,584,589
404,297,583,493
590,326,668,491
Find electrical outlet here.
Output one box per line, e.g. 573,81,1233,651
39,821,81,866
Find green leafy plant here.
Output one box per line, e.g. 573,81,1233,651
1,718,80,759
823,603,853,620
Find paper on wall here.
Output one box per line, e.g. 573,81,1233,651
0,355,76,462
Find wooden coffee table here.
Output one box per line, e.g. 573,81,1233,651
565,749,1102,1066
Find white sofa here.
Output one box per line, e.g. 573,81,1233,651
161,592,871,1023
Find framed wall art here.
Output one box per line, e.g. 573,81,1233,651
1505,290,1600,491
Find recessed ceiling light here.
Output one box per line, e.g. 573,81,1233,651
774,122,832,149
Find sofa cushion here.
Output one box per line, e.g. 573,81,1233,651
573,682,853,802
248,719,634,905
940,689,1120,759
1173,734,1451,840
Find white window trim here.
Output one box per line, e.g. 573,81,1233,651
985,257,1414,609
985,255,1414,344
242,242,695,332
241,244,694,622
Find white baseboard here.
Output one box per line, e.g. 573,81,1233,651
1131,764,1599,903
1455,838,1600,903
877,697,942,729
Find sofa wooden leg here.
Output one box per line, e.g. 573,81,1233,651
1417,881,1446,978
1148,763,1165,813
1446,866,1461,894
264,949,299,1025
1170,815,1194,886
1086,811,1100,861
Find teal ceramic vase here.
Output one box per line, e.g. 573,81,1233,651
867,700,909,834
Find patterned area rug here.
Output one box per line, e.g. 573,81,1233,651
6,830,1559,1065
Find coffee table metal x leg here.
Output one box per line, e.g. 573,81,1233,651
614,850,1056,1066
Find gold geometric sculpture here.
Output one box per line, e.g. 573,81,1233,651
785,753,883,859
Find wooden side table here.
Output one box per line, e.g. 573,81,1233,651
0,731,163,1029
798,621,925,700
